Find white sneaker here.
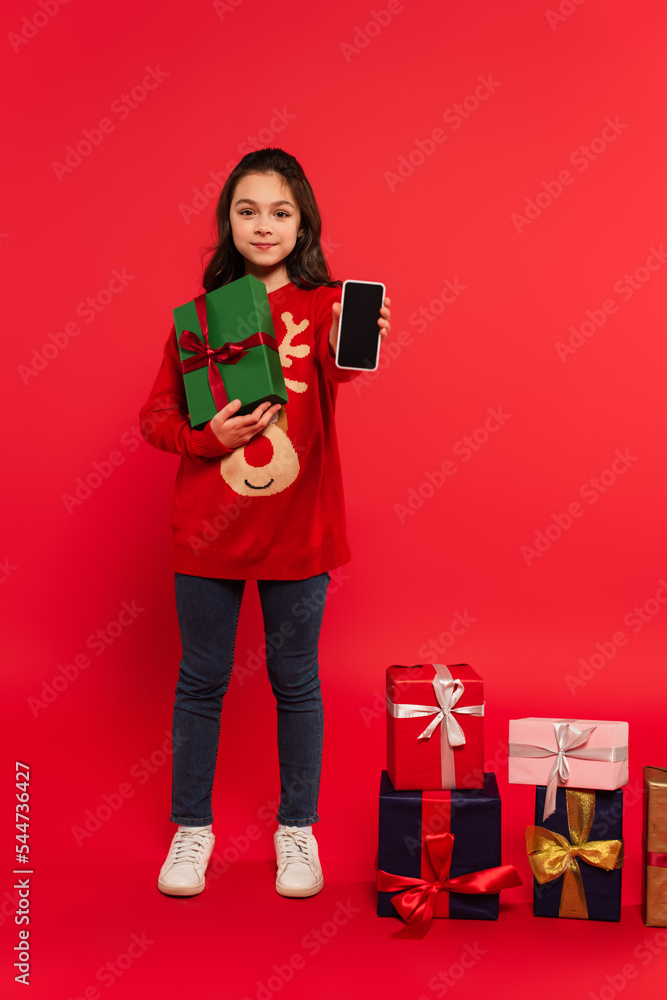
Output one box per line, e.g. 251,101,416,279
274,826,323,898
157,828,215,896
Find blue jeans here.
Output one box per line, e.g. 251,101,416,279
170,571,330,827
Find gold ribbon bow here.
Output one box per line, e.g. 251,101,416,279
526,789,624,919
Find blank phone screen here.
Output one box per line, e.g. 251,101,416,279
337,282,383,369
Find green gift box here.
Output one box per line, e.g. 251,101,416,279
173,274,288,428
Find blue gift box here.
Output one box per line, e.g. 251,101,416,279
531,785,623,921
377,771,502,920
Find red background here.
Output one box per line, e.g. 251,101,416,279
2,0,667,996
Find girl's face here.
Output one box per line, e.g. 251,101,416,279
229,172,302,284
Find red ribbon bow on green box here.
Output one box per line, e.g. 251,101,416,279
179,293,278,411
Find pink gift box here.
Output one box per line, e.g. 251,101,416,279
508,717,629,819
386,663,485,790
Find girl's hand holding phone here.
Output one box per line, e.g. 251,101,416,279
328,295,391,357
210,398,282,449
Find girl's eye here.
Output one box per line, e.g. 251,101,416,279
238,209,290,218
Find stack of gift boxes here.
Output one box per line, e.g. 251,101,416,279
377,664,521,937
508,717,629,921
377,669,667,934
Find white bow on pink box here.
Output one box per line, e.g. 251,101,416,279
508,718,629,819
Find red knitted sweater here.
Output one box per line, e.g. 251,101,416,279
139,280,359,580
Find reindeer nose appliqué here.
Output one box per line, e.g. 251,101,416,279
220,404,301,497
244,433,274,468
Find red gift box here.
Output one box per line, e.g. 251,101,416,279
386,664,485,790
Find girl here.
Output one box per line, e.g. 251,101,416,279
140,148,391,898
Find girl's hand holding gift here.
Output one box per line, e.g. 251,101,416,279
328,296,391,356
212,296,392,448
210,398,282,449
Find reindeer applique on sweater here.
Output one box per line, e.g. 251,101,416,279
219,310,311,497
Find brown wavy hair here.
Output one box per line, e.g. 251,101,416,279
201,148,340,293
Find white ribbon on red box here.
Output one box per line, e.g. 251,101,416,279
386,663,485,788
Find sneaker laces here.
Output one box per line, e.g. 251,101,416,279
276,829,314,870
167,829,211,869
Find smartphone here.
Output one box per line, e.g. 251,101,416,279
335,279,385,371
